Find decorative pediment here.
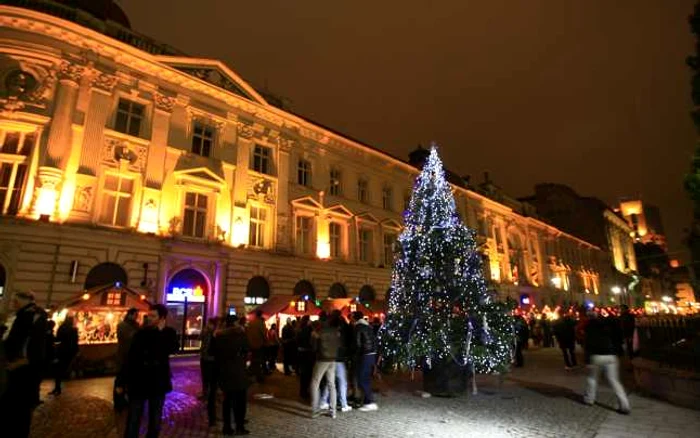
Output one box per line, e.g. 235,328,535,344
173,163,226,188
291,196,323,211
356,212,380,224
381,218,403,230
156,57,267,105
326,204,353,218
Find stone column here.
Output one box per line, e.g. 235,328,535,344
275,137,292,253
34,62,83,218
78,72,117,175
231,122,253,246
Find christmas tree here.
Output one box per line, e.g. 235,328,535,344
379,146,514,378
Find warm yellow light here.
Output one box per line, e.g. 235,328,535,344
489,259,501,282
82,293,90,301
35,186,58,218
138,200,159,234
317,241,331,259
106,312,114,321
140,294,146,300
231,217,247,246
58,178,75,221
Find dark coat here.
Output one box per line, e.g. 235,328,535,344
354,320,377,356
55,323,79,362
4,303,47,366
123,325,178,399
553,317,576,348
116,319,139,371
213,327,249,392
584,317,623,360
314,324,342,362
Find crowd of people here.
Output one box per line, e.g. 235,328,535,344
196,309,381,433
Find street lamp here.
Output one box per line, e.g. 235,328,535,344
611,286,622,295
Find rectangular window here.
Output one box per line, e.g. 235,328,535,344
330,168,342,196
249,205,267,248
383,233,397,266
382,186,393,210
182,192,208,238
114,99,144,137
357,179,369,203
359,228,373,262
329,222,342,258
0,131,34,216
191,122,214,157
252,145,272,175
297,159,311,187
295,215,312,254
99,174,133,227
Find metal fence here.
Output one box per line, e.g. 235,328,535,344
635,316,700,371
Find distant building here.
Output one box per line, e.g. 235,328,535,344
617,199,666,250
520,184,637,302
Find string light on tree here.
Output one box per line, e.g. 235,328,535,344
379,145,515,375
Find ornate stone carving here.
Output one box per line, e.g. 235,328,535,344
73,186,93,212
154,92,175,113
57,61,85,84
0,67,56,112
248,177,275,204
176,66,251,99
91,72,118,92
102,137,148,172
236,122,254,139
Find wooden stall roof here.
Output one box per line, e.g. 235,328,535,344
250,295,322,318
59,283,151,310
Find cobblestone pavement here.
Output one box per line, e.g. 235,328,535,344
27,348,697,438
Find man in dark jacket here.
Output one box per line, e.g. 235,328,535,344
310,314,341,418
213,315,250,436
619,305,635,358
0,290,47,438
583,311,630,414
122,304,178,438
353,311,378,412
296,315,314,400
554,315,577,370
514,316,529,367
281,319,296,375
51,316,79,395
319,311,353,413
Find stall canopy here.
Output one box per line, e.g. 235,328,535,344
320,298,385,319
249,295,322,319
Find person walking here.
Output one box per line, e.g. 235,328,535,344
352,311,378,412
310,313,341,418
122,304,178,438
199,317,217,401
582,310,631,415
514,315,529,367
0,290,48,438
245,311,267,383
554,314,577,370
296,315,314,400
265,323,280,374
114,308,140,437
320,310,353,414
281,319,296,375
213,315,250,436
50,316,79,395
619,305,636,359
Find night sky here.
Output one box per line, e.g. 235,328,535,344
120,0,697,260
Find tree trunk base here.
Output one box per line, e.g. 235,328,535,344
422,359,469,397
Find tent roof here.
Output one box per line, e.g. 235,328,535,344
59,283,151,310
250,295,322,318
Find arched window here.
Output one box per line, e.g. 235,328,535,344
328,282,347,299
84,262,128,290
246,276,270,305
0,264,6,298
358,285,376,302
293,280,315,300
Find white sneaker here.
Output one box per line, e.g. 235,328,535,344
358,403,378,412
319,403,330,410
341,406,353,412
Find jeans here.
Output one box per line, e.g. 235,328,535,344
222,389,247,432
320,362,349,409
124,396,165,438
561,345,577,368
584,355,630,411
311,361,336,414
356,354,375,405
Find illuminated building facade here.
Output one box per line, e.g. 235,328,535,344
618,199,667,250
0,1,628,336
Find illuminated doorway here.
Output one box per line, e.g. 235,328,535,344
166,269,208,352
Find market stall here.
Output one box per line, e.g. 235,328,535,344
52,283,151,374
321,298,386,321
249,295,322,333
